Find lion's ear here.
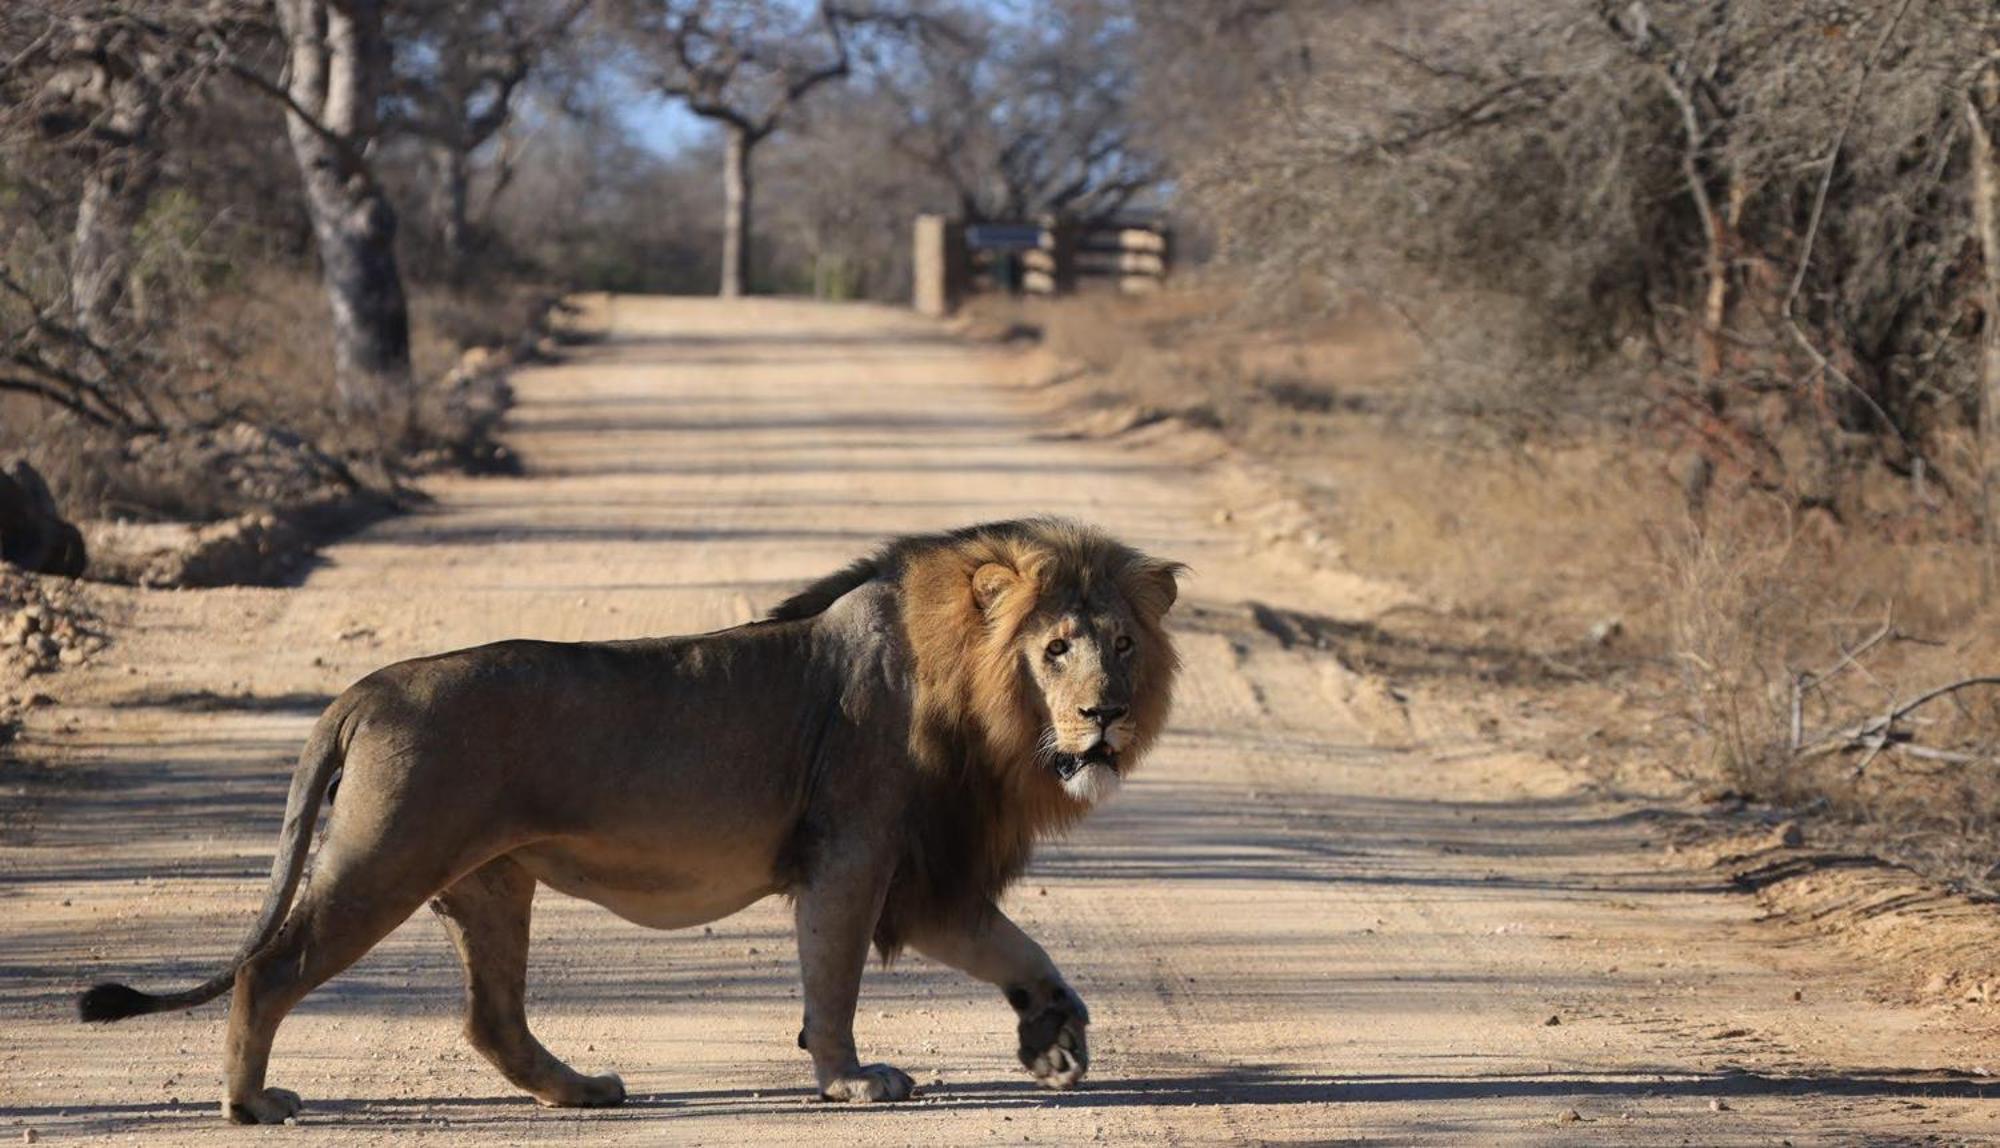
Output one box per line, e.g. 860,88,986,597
1126,560,1185,620
971,562,1019,612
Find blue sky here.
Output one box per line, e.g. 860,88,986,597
601,66,710,156
623,98,707,154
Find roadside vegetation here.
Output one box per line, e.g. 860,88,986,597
1000,0,2000,892
0,0,1148,574
0,2,591,582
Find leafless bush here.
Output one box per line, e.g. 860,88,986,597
1666,514,2000,882
1150,1,1995,488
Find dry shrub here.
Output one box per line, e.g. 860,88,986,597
1017,282,2000,888
1655,507,1813,782
1151,0,1995,518
1001,287,1672,640
1655,491,2000,884
1659,497,1991,770
4,266,536,523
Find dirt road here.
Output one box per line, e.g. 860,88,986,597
4,297,1997,1145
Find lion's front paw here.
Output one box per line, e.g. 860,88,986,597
1017,984,1089,1090
224,1086,303,1125
820,1063,915,1103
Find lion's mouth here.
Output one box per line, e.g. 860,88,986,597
1053,741,1120,782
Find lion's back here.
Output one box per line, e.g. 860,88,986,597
322,625,886,836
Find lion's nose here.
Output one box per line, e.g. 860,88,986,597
1079,704,1127,728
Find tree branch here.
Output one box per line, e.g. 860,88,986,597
1779,0,1921,454
0,373,121,428
213,52,382,195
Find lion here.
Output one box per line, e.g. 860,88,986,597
77,517,1183,1125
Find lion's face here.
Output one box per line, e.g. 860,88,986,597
904,524,1181,814
1011,584,1169,806
1023,613,1137,751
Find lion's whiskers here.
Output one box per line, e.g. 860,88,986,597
1033,727,1061,765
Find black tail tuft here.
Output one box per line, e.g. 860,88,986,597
78,982,155,1023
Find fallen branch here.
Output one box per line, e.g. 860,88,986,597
1796,675,2000,773
1789,616,1897,753
1873,676,2000,732
1893,743,1990,767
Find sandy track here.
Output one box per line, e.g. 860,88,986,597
3,296,1997,1144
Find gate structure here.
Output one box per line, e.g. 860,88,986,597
913,214,1171,316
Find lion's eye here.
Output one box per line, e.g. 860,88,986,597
1045,639,1069,658
1114,635,1134,653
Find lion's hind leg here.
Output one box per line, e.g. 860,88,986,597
431,857,626,1109
224,844,447,1123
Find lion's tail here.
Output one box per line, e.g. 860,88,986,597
77,700,354,1023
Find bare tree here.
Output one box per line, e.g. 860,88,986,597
260,0,412,433
723,0,1163,299
870,0,1159,225
1131,1,1311,170
757,83,950,299
43,17,169,344
0,2,225,429
484,92,724,293
615,0,856,297
384,0,591,279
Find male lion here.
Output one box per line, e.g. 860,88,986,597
78,518,1183,1125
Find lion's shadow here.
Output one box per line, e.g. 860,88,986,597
10,1064,1994,1135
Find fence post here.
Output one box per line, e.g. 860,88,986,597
913,214,964,317
1041,215,1080,295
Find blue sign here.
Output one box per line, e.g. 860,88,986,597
965,223,1044,252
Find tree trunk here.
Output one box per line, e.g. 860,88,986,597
70,159,154,347
1969,74,2000,593
1697,176,1745,384
67,55,162,351
434,142,471,282
720,125,755,298
274,0,413,438
1698,220,1729,381
299,173,412,425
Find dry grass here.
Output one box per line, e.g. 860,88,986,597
977,288,1671,642
1655,499,2000,885
189,267,493,445
1000,284,2000,892
1314,436,1671,637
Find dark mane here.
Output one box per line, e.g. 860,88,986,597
764,519,1066,622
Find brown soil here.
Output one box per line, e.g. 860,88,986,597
3,296,1998,1144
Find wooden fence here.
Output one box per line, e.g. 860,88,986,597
913,214,1171,316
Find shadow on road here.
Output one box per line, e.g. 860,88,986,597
7,1064,1992,1137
